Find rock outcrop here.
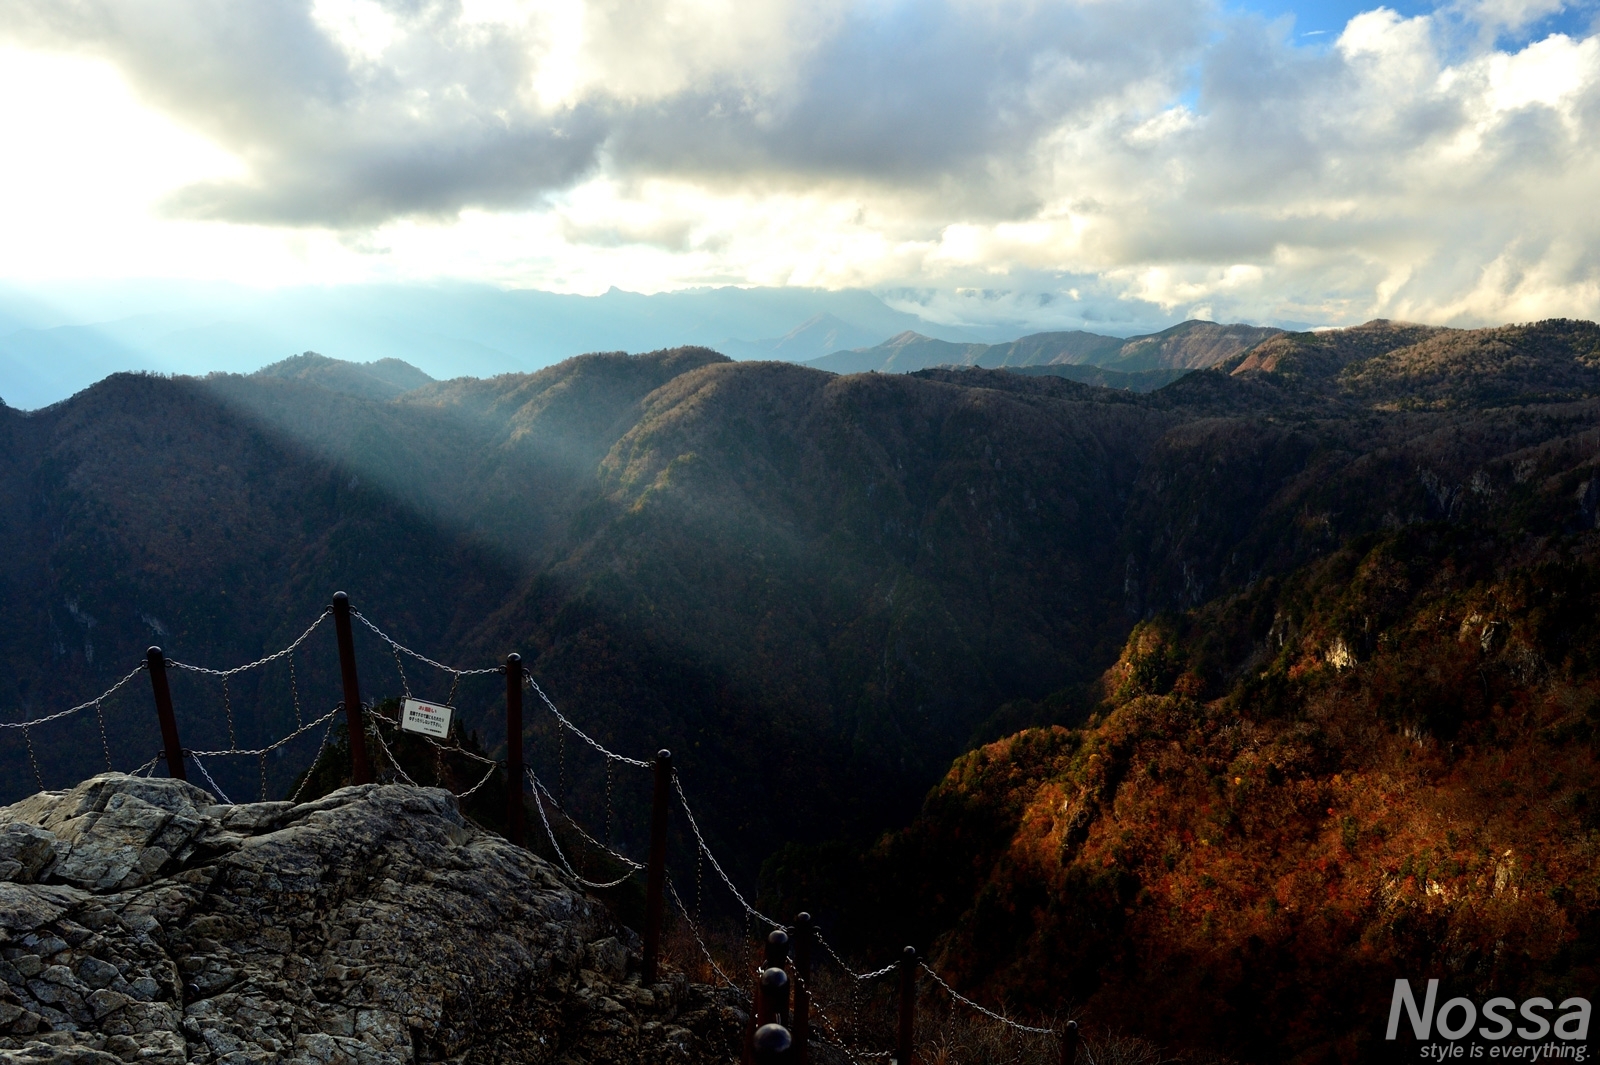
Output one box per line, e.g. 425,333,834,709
0,775,744,1064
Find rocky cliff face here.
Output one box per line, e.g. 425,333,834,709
0,775,743,1065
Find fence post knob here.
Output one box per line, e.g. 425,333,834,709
758,966,790,1025
1059,1019,1080,1065
752,1023,792,1063
765,928,790,968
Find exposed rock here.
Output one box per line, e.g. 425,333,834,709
0,775,744,1064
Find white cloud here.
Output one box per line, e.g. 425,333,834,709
0,0,1597,327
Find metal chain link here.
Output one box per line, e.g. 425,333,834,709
918,962,1057,1036
188,704,342,759
288,708,339,804
672,775,782,930
352,611,499,677
94,700,113,772
527,770,644,871
168,610,330,678
454,760,499,798
666,875,747,999
188,752,235,805
523,670,651,768
2,661,148,731
527,768,637,889
289,652,304,729
369,711,501,798
221,677,238,750
390,642,412,699
815,931,898,982
371,717,495,798
23,725,44,792
604,759,614,847
791,968,885,1065
371,719,423,787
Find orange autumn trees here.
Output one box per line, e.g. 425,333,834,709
860,525,1600,1063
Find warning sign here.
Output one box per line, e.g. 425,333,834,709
400,698,453,738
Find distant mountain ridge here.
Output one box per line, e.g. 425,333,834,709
253,351,435,400
716,312,886,362
0,282,1003,410
808,319,1283,375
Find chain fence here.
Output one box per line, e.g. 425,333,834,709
2,598,1091,1063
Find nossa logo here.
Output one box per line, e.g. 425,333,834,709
1387,980,1592,1044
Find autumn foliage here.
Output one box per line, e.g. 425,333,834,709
863,523,1600,1062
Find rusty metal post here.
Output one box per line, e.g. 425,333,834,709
331,592,371,785
146,647,186,782
1059,1020,1080,1065
896,947,917,1065
753,1023,792,1065
504,654,525,846
642,748,672,983
792,913,813,1065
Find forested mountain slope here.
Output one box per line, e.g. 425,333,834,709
5,318,1600,1014
0,349,1169,875
774,320,1600,1062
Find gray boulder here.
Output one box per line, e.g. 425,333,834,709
0,775,745,1064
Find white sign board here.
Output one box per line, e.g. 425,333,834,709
400,698,453,738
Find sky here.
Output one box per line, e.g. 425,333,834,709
1,0,1598,337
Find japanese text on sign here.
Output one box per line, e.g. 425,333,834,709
401,698,452,738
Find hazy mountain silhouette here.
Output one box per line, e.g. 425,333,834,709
0,282,1007,410
809,319,1282,375
716,312,886,361
254,352,436,400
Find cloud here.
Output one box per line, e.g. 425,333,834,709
1,0,1599,326
0,0,1208,226
1,0,609,224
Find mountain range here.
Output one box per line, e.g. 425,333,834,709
0,276,1290,410
807,319,1284,375
2,317,1599,1062
0,283,1005,411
